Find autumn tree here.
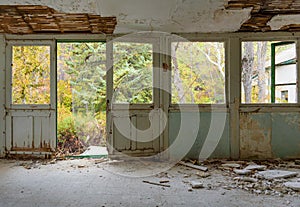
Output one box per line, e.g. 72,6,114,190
242,42,254,103
171,42,225,104
12,46,50,104
257,42,267,102
171,42,186,103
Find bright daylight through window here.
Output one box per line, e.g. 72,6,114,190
241,41,297,104
171,42,225,104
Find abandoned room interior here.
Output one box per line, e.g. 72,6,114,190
1,0,300,206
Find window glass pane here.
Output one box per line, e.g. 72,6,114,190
12,45,50,104
113,42,153,103
171,42,225,104
241,41,297,103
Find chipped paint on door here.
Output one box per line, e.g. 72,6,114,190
112,111,160,153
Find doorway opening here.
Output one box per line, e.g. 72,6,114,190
56,42,107,156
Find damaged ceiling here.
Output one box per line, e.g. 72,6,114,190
0,0,300,34
226,0,300,32
0,5,116,34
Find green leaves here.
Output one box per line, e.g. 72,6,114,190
113,42,153,103
58,42,107,112
12,45,51,104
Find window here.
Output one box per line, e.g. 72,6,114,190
281,90,288,102
113,42,153,104
12,45,50,104
171,42,225,104
241,41,297,103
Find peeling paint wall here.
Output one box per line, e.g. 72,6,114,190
240,113,273,159
240,112,300,159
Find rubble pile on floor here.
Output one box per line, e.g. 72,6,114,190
178,159,300,196
14,156,300,198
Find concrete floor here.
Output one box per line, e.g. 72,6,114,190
0,158,299,207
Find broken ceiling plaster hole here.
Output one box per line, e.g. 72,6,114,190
226,0,300,32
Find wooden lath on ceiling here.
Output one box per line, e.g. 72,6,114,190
0,5,117,34
226,0,300,32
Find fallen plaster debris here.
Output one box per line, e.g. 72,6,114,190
233,169,251,175
233,177,258,183
221,163,240,168
257,170,298,180
284,182,300,191
179,161,208,172
190,181,204,189
196,171,211,178
142,180,171,187
244,164,266,171
11,158,300,198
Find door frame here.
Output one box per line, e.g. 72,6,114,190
106,33,168,156
5,39,57,155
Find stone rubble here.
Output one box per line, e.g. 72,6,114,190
221,163,241,168
190,181,204,189
233,176,258,183
179,160,300,197
233,169,252,175
15,158,300,198
284,182,300,191
257,170,298,180
244,164,266,171
196,171,211,178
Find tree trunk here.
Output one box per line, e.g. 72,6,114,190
189,50,195,103
171,43,186,103
257,42,267,102
242,42,254,103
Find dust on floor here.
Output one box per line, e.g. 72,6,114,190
0,158,299,207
